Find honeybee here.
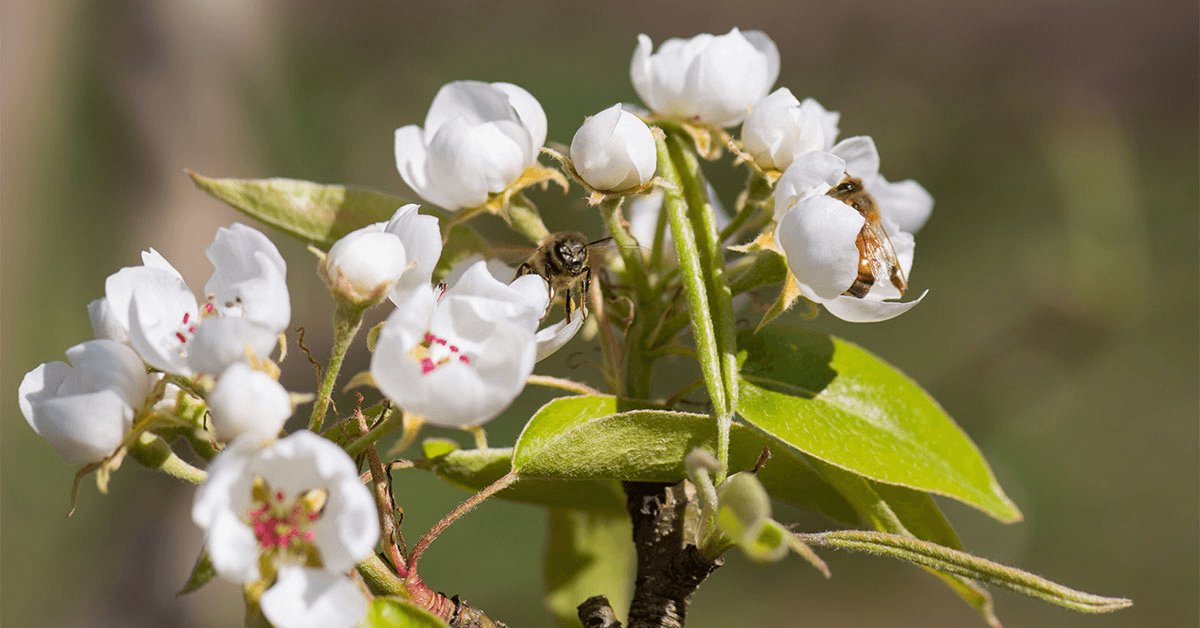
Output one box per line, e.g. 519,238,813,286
826,176,908,298
514,232,609,319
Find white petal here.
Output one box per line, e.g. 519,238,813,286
823,289,928,323
204,224,291,334
261,567,366,628
205,508,261,583
630,34,663,114
384,204,443,295
187,318,280,376
832,136,880,179
426,117,526,210
394,125,458,210
871,176,934,234
773,151,847,216
208,363,293,442
62,339,152,409
18,361,71,425
423,80,517,138
126,282,198,376
88,298,129,344
28,390,131,464
492,81,547,157
192,435,257,530
536,309,585,361
685,28,777,127
105,263,195,346
742,88,801,169
776,195,864,300
626,189,665,248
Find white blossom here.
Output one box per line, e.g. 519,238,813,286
192,431,378,628
101,224,290,375
18,339,155,464
741,88,840,171
320,204,442,305
208,362,293,443
631,28,780,128
570,104,657,192
773,142,931,323
395,81,547,210
370,259,548,427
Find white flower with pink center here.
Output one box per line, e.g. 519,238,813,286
192,431,378,628
370,259,549,427
97,223,290,376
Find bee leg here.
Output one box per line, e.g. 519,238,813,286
515,262,535,278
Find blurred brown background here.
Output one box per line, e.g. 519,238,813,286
3,1,1196,627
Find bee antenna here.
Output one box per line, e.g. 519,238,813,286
586,236,614,247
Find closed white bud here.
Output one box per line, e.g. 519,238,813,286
208,362,292,442
570,104,657,192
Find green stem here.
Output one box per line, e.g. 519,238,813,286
345,406,405,458
407,470,520,573
309,300,365,433
358,554,407,596
719,171,773,243
599,197,652,300
665,132,739,478
129,433,207,484
656,133,731,473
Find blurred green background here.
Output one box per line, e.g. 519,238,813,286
3,1,1196,626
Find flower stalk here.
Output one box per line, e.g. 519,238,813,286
309,300,365,433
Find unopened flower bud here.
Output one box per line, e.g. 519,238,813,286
570,104,657,192
208,362,292,442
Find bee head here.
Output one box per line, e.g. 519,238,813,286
555,235,588,274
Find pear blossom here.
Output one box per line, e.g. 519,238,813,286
631,28,780,128
371,259,553,427
442,255,586,361
208,362,293,443
18,339,156,464
741,89,840,171
395,80,547,210
192,431,378,628
570,104,657,192
99,223,290,375
320,204,442,305
773,140,932,322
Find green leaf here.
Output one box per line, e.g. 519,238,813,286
735,326,1021,522
187,172,419,249
421,444,626,513
512,395,859,523
801,530,1132,615
177,547,215,595
812,459,1001,627
361,598,446,628
545,509,634,628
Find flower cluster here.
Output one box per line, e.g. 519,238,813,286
17,25,947,628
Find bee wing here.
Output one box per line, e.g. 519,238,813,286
860,219,908,295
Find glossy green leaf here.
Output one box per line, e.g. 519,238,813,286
736,326,1020,522
545,509,634,627
420,443,625,513
512,395,859,523
187,172,418,249
361,598,445,628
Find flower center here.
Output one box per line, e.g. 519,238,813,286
173,311,200,345
244,477,325,567
409,332,471,375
